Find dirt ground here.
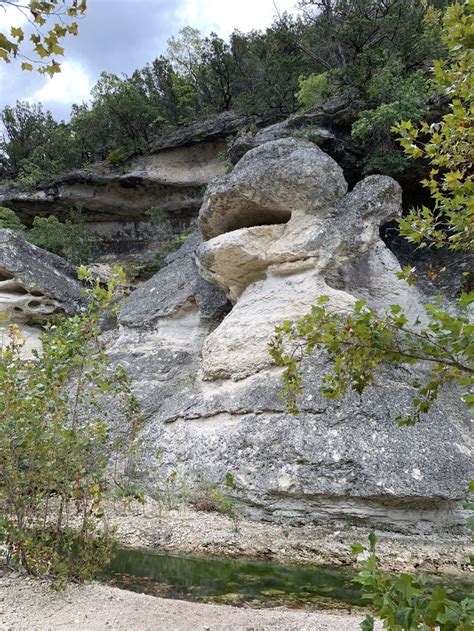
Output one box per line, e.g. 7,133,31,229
1,501,471,631
0,571,382,631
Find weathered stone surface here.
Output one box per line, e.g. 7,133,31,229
119,231,230,329
227,102,364,184
0,142,225,226
149,111,259,152
0,229,85,325
199,139,348,239
105,140,472,534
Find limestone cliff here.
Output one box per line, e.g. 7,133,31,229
103,138,472,533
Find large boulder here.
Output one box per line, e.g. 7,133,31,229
0,229,85,324
0,230,85,357
199,138,348,239
106,140,472,534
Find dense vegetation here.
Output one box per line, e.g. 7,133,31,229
0,268,142,586
0,0,453,190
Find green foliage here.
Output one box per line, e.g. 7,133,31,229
299,1,446,98
0,206,24,231
298,72,335,110
107,145,135,169
0,101,81,183
144,205,168,224
393,1,473,251
351,58,429,175
27,211,97,264
0,267,142,587
152,470,189,513
0,0,87,75
270,294,474,424
193,477,242,531
352,532,474,630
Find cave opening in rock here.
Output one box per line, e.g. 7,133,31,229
0,271,15,282
212,203,292,237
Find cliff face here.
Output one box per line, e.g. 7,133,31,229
2,115,471,534
0,141,225,257
103,138,472,534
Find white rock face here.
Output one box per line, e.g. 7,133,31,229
196,141,424,381
106,139,472,533
0,230,85,356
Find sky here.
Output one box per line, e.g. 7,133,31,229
0,0,300,121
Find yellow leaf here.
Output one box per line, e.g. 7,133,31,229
34,44,49,59
10,27,24,42
21,62,33,71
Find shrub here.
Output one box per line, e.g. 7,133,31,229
297,72,335,110
0,206,25,232
352,532,474,631
28,212,97,264
0,267,142,587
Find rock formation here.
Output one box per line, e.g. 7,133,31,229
106,138,472,533
0,113,254,257
0,229,85,355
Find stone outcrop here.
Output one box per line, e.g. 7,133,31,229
0,229,84,322
149,111,259,152
227,99,364,185
106,138,472,534
0,142,225,256
0,115,253,257
0,229,85,356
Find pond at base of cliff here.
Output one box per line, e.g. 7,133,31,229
103,548,473,611
104,548,359,609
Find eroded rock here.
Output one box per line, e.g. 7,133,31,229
106,140,472,534
199,138,348,239
0,230,85,325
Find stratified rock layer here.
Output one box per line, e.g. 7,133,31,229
106,139,472,533
0,229,85,356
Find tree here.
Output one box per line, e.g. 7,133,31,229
0,0,87,75
394,1,473,252
0,100,82,186
0,268,142,586
270,1,473,426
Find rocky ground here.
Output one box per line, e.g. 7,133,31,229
108,499,473,575
1,501,471,630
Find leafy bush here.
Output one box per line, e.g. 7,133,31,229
352,532,474,631
192,473,241,531
298,72,335,110
270,293,473,424
0,268,142,587
28,213,97,264
393,1,473,252
107,144,136,169
0,206,25,232
351,59,428,175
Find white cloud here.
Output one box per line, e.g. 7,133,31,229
177,0,301,38
0,1,29,31
28,60,92,107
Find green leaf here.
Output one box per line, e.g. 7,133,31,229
350,543,366,556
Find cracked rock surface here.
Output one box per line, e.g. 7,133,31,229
105,139,472,533
0,229,85,355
